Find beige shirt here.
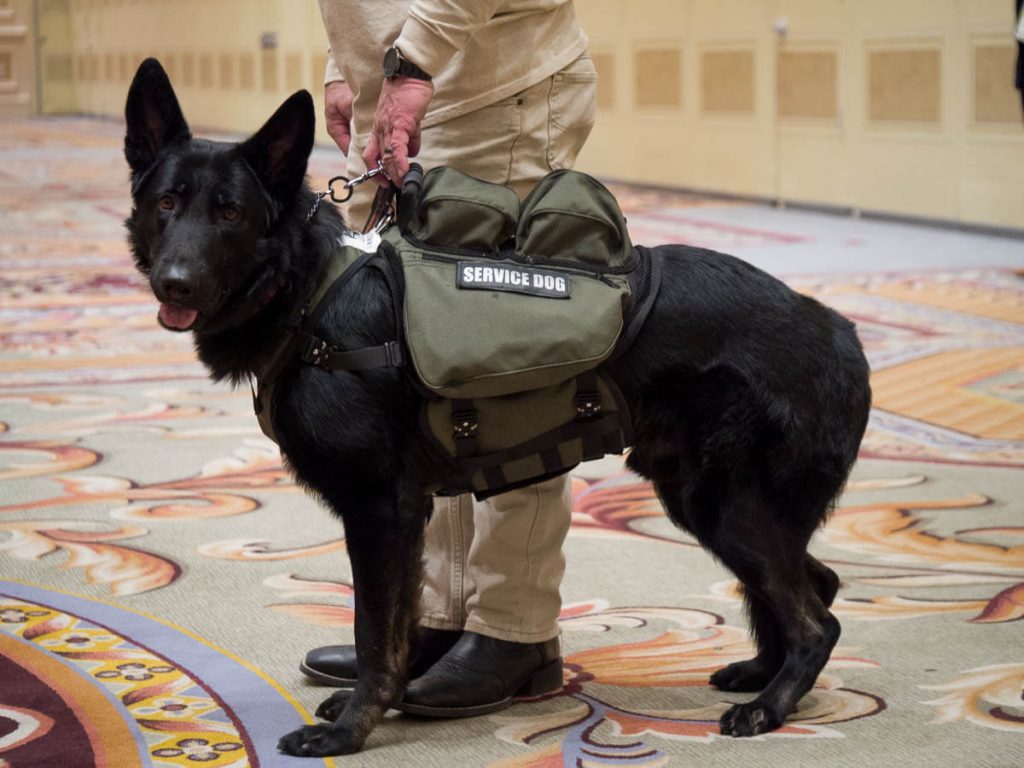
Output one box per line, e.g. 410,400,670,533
318,1,587,132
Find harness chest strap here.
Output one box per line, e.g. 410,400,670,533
300,335,404,371
252,248,404,444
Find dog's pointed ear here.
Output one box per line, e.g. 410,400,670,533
124,58,191,181
239,90,315,200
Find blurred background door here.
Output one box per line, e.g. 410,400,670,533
34,0,74,114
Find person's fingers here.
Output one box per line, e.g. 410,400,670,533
364,130,409,184
376,127,411,184
324,82,354,155
363,131,380,172
362,79,431,185
408,126,421,159
327,122,351,155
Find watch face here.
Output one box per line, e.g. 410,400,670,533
383,47,400,77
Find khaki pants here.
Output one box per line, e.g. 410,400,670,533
347,54,597,642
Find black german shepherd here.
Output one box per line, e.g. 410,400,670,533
124,59,871,757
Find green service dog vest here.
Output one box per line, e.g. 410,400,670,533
253,167,660,499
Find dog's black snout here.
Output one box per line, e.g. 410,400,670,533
159,265,195,303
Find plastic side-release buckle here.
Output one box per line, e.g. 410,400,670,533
575,392,603,420
453,409,479,440
300,334,331,370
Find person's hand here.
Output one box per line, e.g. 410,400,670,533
324,80,355,154
364,76,434,186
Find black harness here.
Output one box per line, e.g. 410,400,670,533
251,237,660,499
251,245,405,445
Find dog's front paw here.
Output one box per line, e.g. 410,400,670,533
719,702,784,737
316,689,353,721
277,723,363,757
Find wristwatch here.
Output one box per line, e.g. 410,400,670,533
383,46,432,81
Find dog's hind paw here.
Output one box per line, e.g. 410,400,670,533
719,702,784,737
278,724,363,757
316,689,353,721
710,659,776,693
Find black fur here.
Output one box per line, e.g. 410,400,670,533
124,59,872,757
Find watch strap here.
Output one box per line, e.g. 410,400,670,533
385,46,432,81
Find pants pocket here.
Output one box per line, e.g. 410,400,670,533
547,53,598,170
419,95,524,186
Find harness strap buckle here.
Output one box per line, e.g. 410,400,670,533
575,393,603,419
300,334,332,370
453,412,479,440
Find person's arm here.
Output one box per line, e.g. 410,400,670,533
395,0,502,82
364,1,503,183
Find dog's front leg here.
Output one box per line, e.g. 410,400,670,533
278,492,427,757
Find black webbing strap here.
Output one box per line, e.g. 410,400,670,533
608,246,662,364
301,337,404,371
298,249,406,374
451,399,479,458
483,466,507,489
574,371,602,420
540,447,564,474
455,411,622,475
574,371,605,461
307,249,377,328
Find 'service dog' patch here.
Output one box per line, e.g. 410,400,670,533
457,262,571,299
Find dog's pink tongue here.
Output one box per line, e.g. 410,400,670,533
158,303,199,331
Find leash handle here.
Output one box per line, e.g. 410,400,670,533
397,162,424,232
362,183,396,234
362,161,424,233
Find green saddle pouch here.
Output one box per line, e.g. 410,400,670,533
423,371,632,498
394,167,633,400
514,168,635,273
254,167,645,500
384,166,641,497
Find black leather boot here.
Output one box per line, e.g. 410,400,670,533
395,630,563,717
300,627,462,687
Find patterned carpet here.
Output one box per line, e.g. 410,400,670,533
1,116,1022,768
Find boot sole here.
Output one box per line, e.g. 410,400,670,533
394,658,564,719
299,660,357,688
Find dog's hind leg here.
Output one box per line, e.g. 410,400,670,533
718,576,839,736
710,554,840,693
656,479,839,737
706,519,839,737
278,491,428,757
806,554,840,607
709,594,785,693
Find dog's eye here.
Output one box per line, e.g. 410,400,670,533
221,206,241,222
158,194,176,211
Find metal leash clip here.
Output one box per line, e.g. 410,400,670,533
307,161,390,222
328,160,388,204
